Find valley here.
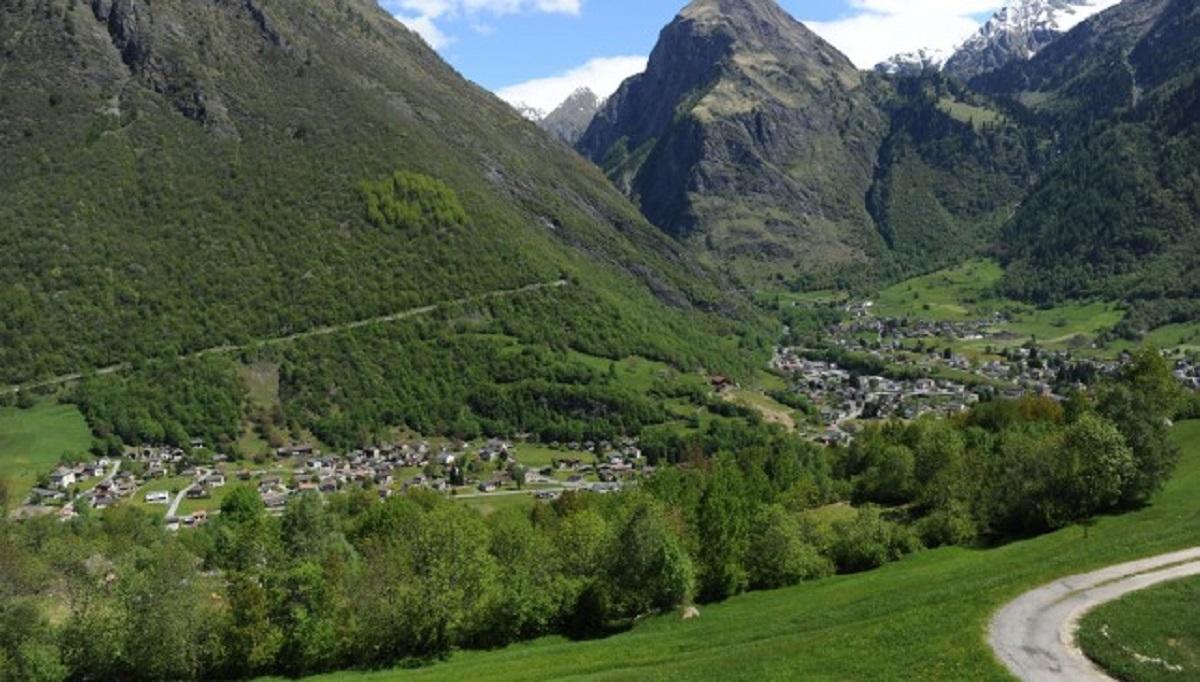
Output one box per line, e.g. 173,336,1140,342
0,0,1197,680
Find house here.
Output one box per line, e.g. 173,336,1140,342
145,491,171,505
30,487,66,503
50,467,76,489
186,487,210,500
203,473,227,488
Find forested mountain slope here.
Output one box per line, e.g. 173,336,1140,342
0,0,755,387
979,0,1200,327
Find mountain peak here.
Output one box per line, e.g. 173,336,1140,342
538,88,601,145
876,0,1123,80
577,0,884,282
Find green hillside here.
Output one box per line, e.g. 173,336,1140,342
287,421,1200,681
0,0,771,452
980,0,1200,329
0,0,758,390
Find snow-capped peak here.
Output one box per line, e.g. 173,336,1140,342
875,0,1124,80
874,48,952,77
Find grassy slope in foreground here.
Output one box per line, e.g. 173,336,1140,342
287,421,1200,681
1079,575,1200,681
0,402,92,498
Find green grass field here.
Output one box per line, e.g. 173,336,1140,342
275,423,1200,681
1079,575,1200,681
938,97,1005,130
0,402,93,499
874,259,1005,321
873,259,1128,355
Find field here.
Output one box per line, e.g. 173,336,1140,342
873,259,1127,354
277,422,1200,681
1079,575,1200,681
938,97,1005,130
0,401,93,499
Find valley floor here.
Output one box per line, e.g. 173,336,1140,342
268,423,1200,681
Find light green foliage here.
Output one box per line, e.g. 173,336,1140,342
608,499,695,616
745,505,833,589
362,171,467,232
829,506,920,573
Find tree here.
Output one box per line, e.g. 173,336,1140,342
1054,413,1135,525
1098,348,1185,505
220,572,282,678
696,457,750,601
746,505,832,589
607,499,694,617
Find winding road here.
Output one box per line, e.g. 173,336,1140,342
989,547,1200,681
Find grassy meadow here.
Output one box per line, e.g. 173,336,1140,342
1079,575,1200,681
0,401,93,499
275,422,1200,681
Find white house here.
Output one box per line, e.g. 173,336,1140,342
145,491,171,505
50,467,76,489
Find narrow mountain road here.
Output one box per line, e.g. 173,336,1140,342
989,547,1200,681
3,279,568,395
165,484,194,520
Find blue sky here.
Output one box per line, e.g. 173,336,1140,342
380,1,1005,113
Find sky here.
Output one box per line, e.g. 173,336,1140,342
379,0,1006,114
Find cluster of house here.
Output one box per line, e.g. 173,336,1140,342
29,458,122,512
837,303,1007,345
1175,359,1200,390
772,353,985,444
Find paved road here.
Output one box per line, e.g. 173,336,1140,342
166,482,197,519
989,547,1200,681
3,279,568,395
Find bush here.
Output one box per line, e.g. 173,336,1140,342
746,505,833,589
830,507,922,574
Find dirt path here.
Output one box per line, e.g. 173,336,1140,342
3,279,568,395
989,547,1200,681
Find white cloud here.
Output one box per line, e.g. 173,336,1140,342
496,55,647,117
387,0,580,51
396,13,452,49
803,0,1002,69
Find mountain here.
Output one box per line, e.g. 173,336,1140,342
876,0,1123,81
576,0,1038,288
875,48,950,78
0,0,758,396
577,0,890,285
985,0,1200,325
538,88,602,145
944,0,1124,81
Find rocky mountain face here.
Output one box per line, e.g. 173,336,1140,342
0,0,749,384
538,88,601,145
577,0,889,285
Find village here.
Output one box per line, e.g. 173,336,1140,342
772,298,1200,444
17,436,643,527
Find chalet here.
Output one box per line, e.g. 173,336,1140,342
50,467,76,489
30,487,65,502
262,493,289,509
186,487,210,500
203,473,227,488
145,491,171,505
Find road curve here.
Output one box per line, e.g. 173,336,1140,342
989,547,1200,681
